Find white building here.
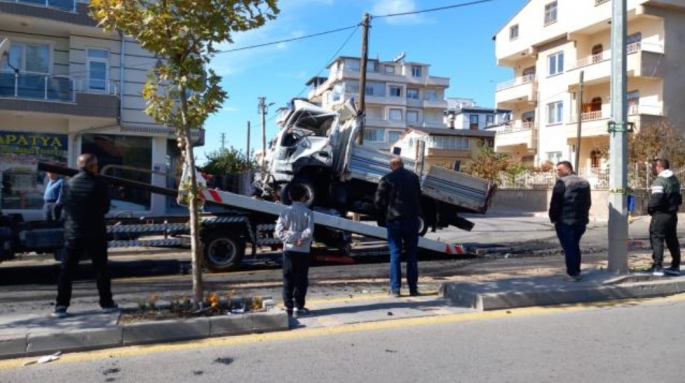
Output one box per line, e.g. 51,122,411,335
0,0,202,219
306,55,449,151
443,97,511,130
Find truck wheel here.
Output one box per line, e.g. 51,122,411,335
202,232,245,272
280,177,317,207
418,215,429,237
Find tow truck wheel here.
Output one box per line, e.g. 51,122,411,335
202,232,245,272
418,215,429,237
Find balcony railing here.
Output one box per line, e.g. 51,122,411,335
572,42,663,70
0,70,118,103
496,74,536,91
4,0,77,12
500,121,537,133
569,110,605,123
629,104,663,116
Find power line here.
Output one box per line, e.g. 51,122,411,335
218,24,359,54
373,0,495,19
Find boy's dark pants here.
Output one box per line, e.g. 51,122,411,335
282,251,310,310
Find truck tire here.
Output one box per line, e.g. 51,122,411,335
418,215,429,237
280,177,317,207
202,232,245,272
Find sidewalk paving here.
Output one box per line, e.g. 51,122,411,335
2,254,684,361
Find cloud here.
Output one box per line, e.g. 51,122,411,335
371,0,430,25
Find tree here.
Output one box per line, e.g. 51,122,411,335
628,119,685,167
462,144,516,182
202,147,254,176
90,0,279,309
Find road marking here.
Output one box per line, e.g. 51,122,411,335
2,293,685,371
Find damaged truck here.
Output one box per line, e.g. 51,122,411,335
255,98,497,236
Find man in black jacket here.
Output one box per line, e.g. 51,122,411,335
647,158,682,276
548,161,591,282
52,154,116,318
374,156,422,297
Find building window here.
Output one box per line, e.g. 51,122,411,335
469,115,479,130
87,48,109,92
407,110,419,123
425,90,438,101
428,136,470,150
363,128,383,142
389,108,403,121
345,59,360,71
365,86,374,96
486,115,494,126
548,51,564,76
544,1,558,25
411,66,422,77
547,151,562,163
510,24,519,40
407,88,419,99
1,43,49,73
547,101,563,124
388,130,403,144
389,86,402,98
385,65,395,74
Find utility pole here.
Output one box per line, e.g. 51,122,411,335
220,132,226,150
608,0,629,274
246,121,251,161
574,71,584,173
258,97,267,166
357,12,370,145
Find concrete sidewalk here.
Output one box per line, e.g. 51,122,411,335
2,261,685,361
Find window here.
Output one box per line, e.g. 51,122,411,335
407,88,419,99
547,101,563,124
411,66,422,77
1,43,49,73
427,136,470,150
407,110,419,123
385,65,395,74
486,115,494,126
389,86,402,98
365,86,374,96
627,32,642,45
345,59,360,71
388,130,403,143
87,48,109,91
425,90,438,101
363,128,383,142
548,51,564,76
389,108,403,120
510,24,519,40
469,115,479,130
547,151,562,163
544,1,558,25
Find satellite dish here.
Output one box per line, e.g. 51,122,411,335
392,51,405,63
0,38,11,58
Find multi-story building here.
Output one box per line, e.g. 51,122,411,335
443,97,510,130
493,0,685,169
306,55,449,151
0,0,201,219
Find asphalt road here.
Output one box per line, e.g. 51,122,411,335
2,294,683,383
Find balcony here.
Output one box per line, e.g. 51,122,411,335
495,74,537,107
332,69,450,87
423,98,447,109
4,0,77,12
566,109,609,138
568,42,664,85
0,70,119,118
495,121,537,150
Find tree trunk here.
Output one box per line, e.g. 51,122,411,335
184,127,204,309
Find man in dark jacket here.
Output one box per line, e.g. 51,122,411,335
548,161,591,282
647,158,682,276
52,154,116,318
374,155,422,297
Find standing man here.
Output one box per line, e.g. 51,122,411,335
647,158,682,276
374,155,422,297
52,154,116,318
43,170,64,222
549,161,592,282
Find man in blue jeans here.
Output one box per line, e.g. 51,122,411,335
548,161,592,282
374,156,422,297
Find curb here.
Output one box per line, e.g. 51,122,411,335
440,277,685,311
0,311,288,361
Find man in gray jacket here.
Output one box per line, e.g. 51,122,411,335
275,184,315,317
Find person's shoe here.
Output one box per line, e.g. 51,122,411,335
293,308,310,318
101,303,119,313
664,266,681,276
390,290,401,298
409,290,421,297
648,265,664,276
563,274,582,282
51,306,67,318
285,309,294,317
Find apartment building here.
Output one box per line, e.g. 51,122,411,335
306,55,449,151
0,0,201,219
493,0,685,170
443,97,511,130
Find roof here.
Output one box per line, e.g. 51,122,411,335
407,126,496,138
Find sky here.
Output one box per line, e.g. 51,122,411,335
199,0,529,164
